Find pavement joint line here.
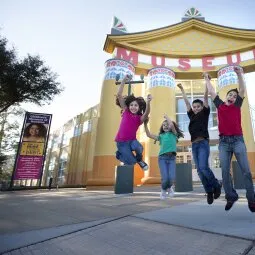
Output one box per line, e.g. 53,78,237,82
78,195,202,208
97,198,161,207
130,215,255,242
0,214,131,255
242,241,255,255
108,197,201,208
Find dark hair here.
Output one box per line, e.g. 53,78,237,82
23,123,47,138
192,99,203,106
115,94,146,115
158,120,184,140
226,88,239,96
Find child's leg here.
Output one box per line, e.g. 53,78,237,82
197,140,221,190
168,155,176,188
192,142,212,193
130,140,148,170
167,155,176,197
233,137,255,202
130,140,143,162
158,156,170,191
116,141,137,165
219,139,238,201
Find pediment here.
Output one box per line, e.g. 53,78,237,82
104,19,255,58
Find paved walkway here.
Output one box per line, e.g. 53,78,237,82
1,185,255,255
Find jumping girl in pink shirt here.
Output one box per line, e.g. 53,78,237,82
115,74,152,170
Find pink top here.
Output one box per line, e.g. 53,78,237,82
115,109,142,142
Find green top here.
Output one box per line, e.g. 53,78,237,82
158,132,177,156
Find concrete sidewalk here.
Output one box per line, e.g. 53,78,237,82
1,186,255,255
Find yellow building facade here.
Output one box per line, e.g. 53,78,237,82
43,9,255,187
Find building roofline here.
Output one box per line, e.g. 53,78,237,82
106,18,255,38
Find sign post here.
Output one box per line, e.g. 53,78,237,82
115,74,144,96
10,112,52,189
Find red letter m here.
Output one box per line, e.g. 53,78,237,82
116,47,138,65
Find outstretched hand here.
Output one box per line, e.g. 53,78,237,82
202,72,211,80
147,94,152,102
123,74,132,82
177,83,183,90
163,114,169,120
233,66,242,75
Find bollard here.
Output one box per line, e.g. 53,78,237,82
232,161,245,189
175,163,193,192
48,177,53,190
114,165,134,194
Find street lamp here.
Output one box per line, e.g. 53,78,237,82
115,74,145,96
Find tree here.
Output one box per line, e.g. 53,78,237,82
0,35,63,113
0,107,24,181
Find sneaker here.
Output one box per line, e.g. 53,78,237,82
137,160,148,170
207,192,214,205
225,199,238,211
214,182,222,199
160,190,167,200
248,201,255,213
168,186,175,197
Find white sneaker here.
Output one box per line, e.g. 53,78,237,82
160,190,167,200
168,186,175,197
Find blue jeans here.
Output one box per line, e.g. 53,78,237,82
158,154,176,191
116,140,143,165
219,135,255,202
192,139,220,193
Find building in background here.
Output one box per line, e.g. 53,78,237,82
43,8,255,187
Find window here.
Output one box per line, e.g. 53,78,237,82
62,129,73,146
214,157,220,168
176,155,184,163
176,97,191,113
74,124,83,137
52,136,61,151
58,151,68,184
176,114,190,132
175,79,218,134
83,120,92,133
187,155,192,165
49,157,55,171
47,138,53,149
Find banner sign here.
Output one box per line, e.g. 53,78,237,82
13,112,52,180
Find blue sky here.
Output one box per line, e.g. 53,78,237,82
0,0,254,129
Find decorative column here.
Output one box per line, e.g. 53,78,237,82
86,59,135,186
217,65,255,177
142,67,176,184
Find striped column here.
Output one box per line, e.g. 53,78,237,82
142,67,176,184
86,59,135,186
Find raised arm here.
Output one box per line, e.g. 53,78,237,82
116,74,130,109
144,118,158,141
164,114,177,135
204,77,209,108
177,83,191,112
203,73,217,100
141,94,152,123
234,66,245,98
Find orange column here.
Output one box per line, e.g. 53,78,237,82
86,59,135,186
142,67,176,184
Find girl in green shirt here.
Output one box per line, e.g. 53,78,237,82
144,115,184,200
